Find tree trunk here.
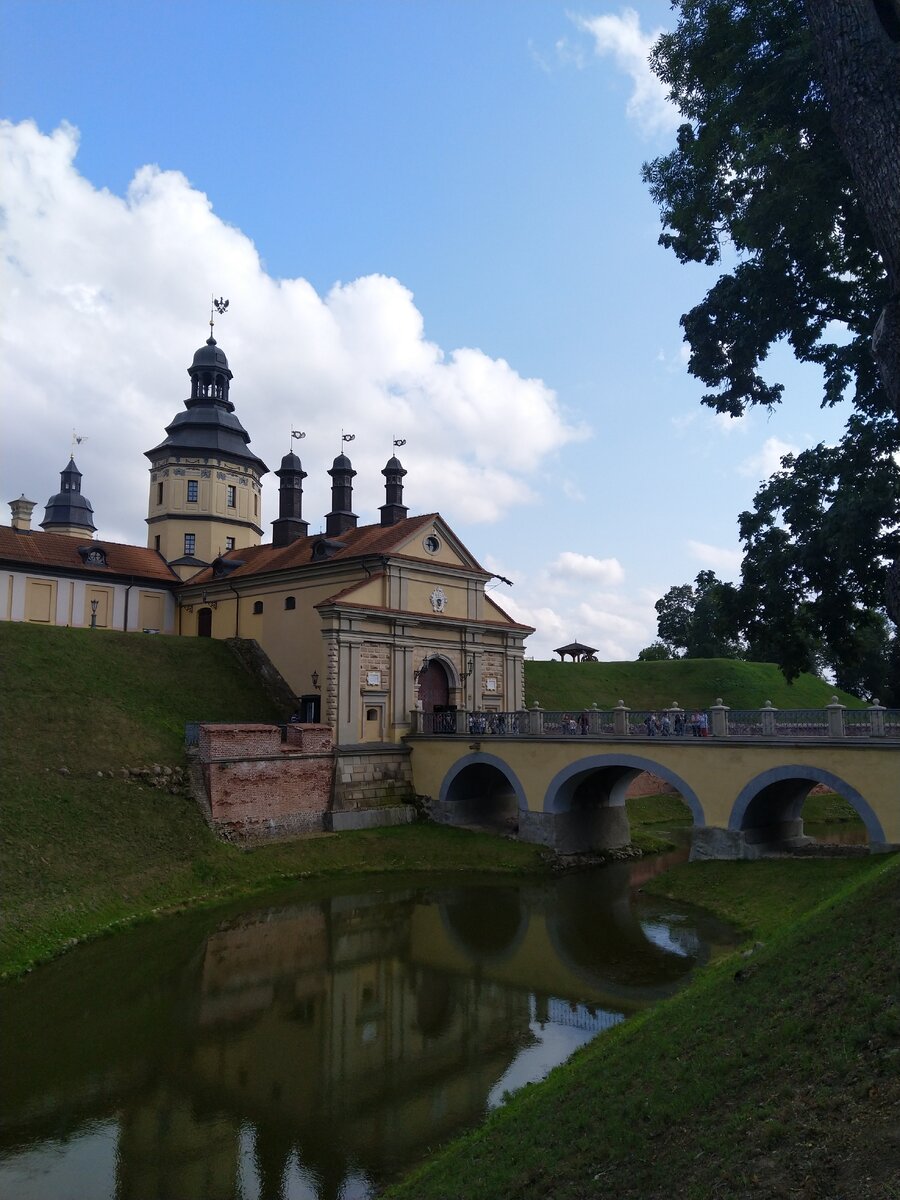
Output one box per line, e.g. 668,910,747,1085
804,0,900,417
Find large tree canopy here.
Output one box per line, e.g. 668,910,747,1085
643,0,900,699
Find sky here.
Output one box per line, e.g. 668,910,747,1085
0,1,850,660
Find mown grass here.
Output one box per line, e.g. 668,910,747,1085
0,623,549,976
386,854,900,1200
525,657,864,712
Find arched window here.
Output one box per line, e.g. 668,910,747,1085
284,596,296,610
366,707,379,721
252,600,264,615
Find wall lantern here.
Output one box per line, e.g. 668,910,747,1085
415,657,431,679
201,590,218,609
90,598,99,630
459,656,475,683
311,670,321,691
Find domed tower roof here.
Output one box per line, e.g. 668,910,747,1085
41,457,97,535
144,336,267,474
380,454,408,527
326,452,357,536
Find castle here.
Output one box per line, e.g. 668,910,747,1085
1,330,532,745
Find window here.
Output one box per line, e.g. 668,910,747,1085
225,537,235,551
154,535,161,552
226,484,236,508
184,533,196,556
284,596,296,610
254,494,259,516
187,480,199,503
157,481,164,505
252,600,264,615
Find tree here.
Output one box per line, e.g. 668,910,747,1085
803,0,900,415
643,0,900,679
655,570,743,659
637,641,674,662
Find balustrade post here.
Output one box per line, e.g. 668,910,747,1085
588,702,602,735
528,700,544,737
761,701,777,737
709,698,729,737
455,708,468,736
868,699,886,738
826,696,846,738
613,700,630,737
409,709,423,735
667,701,683,735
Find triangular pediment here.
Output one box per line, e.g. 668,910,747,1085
388,515,485,573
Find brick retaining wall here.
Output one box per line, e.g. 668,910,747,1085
200,723,335,840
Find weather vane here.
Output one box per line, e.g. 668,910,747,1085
341,431,355,451
71,430,88,453
290,429,306,451
393,437,406,449
209,295,229,338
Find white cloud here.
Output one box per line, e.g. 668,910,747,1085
550,550,625,586
573,8,679,136
738,436,799,481
686,540,742,578
0,120,583,544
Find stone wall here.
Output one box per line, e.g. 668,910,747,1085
360,643,391,688
199,722,334,840
333,745,416,812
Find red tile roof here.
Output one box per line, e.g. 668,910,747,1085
185,514,488,584
0,525,178,582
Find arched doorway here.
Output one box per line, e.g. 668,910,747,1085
418,659,449,713
197,607,213,637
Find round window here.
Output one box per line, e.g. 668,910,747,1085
424,534,440,554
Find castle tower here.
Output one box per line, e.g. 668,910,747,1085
379,455,408,527
272,451,309,547
325,453,357,537
40,458,97,538
145,335,268,578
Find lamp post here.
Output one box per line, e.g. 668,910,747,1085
90,598,99,630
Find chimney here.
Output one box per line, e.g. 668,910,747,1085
379,456,408,526
325,453,358,537
9,495,37,532
272,452,309,547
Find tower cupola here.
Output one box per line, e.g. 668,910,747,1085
41,458,97,537
379,455,408,526
145,332,268,578
272,451,309,547
325,453,357,536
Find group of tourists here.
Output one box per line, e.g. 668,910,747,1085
643,710,708,737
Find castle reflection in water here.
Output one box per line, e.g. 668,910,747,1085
0,866,736,1200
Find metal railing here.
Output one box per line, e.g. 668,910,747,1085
409,704,900,741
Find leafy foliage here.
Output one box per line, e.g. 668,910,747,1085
655,570,743,659
643,0,900,692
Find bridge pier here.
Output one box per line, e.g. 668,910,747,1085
691,819,812,861
519,805,631,855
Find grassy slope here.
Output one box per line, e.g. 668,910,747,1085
387,854,900,1200
0,624,546,975
525,657,864,711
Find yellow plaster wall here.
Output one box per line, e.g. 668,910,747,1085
25,578,56,623
408,738,900,843
406,577,468,619
395,523,469,568
138,591,165,631
84,585,114,627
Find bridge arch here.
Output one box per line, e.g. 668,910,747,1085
438,752,527,833
542,754,704,855
729,765,887,851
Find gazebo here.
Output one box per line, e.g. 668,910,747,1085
554,641,598,662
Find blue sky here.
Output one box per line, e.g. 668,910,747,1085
1,1,848,658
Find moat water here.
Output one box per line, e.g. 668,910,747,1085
0,851,741,1200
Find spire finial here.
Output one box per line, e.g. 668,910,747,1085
209,295,229,341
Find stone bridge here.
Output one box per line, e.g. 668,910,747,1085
407,704,900,858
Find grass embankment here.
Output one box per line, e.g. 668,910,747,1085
387,854,900,1200
0,624,547,977
525,657,864,712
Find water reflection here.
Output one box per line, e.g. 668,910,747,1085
0,865,737,1200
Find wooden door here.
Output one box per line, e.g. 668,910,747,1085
418,660,449,712
197,607,213,637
